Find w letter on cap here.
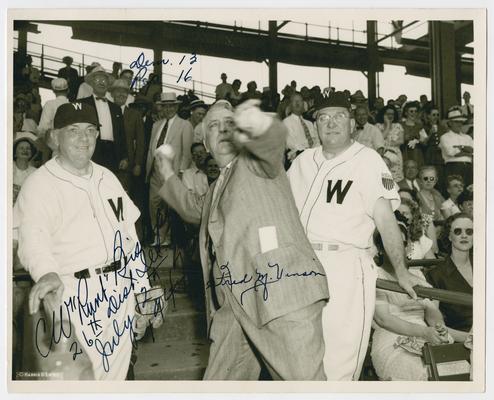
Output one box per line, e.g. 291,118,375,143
72,102,82,110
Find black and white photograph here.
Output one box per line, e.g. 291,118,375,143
5,7,488,394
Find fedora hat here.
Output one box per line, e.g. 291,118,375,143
51,77,68,91
447,107,467,122
84,66,111,84
189,99,209,111
155,92,181,105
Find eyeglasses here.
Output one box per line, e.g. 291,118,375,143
317,112,349,125
66,126,99,140
422,176,436,182
453,228,473,236
431,113,440,117
207,118,235,131
408,109,418,114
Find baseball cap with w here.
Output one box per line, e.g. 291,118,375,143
54,102,101,129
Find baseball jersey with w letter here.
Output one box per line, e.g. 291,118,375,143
287,142,400,247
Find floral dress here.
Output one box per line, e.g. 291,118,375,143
376,123,405,182
371,268,439,380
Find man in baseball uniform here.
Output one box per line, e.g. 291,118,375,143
14,102,162,380
288,92,423,381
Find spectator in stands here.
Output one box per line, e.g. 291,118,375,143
440,175,464,219
420,106,447,194
417,166,445,228
79,66,129,175
241,81,262,102
76,62,100,100
28,87,43,124
137,72,161,103
370,96,385,123
397,159,420,192
204,154,220,185
111,62,122,79
107,69,135,106
215,72,233,100
21,55,40,88
398,187,418,204
120,69,134,86
110,78,145,193
13,132,38,204
461,91,474,125
376,105,405,181
182,142,209,197
283,92,320,164
353,105,384,154
58,56,79,101
398,198,436,260
350,90,367,109
426,213,473,341
439,107,473,187
38,78,70,139
14,94,38,135
401,101,425,167
371,213,449,381
188,99,208,129
277,85,294,118
226,79,242,106
146,92,193,247
457,190,474,220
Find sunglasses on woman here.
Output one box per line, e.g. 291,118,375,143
422,176,436,182
453,228,473,236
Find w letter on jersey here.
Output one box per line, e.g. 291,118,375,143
108,197,124,222
327,180,353,204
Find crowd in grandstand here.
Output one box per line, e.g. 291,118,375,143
12,52,474,381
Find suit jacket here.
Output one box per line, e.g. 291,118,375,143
397,178,419,192
123,106,145,169
425,256,472,332
79,96,128,169
146,115,193,179
159,119,329,332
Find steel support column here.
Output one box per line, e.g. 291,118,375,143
268,21,278,102
429,21,459,118
153,48,163,85
367,21,378,109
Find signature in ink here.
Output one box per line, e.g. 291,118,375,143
206,262,325,305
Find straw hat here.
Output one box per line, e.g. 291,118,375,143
155,92,181,105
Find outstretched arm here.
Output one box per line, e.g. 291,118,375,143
234,100,287,178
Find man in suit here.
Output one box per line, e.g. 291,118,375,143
146,92,193,246
154,100,329,380
110,79,145,194
397,159,421,192
79,66,129,178
57,56,79,101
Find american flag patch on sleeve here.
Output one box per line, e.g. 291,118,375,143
381,173,395,191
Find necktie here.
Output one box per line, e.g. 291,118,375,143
211,167,227,207
156,119,169,148
299,115,314,147
95,96,107,102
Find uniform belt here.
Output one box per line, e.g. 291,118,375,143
311,242,363,252
73,260,121,279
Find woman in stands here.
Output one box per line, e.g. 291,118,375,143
401,101,425,167
13,132,38,205
426,213,473,342
371,211,449,380
376,105,405,182
416,166,445,228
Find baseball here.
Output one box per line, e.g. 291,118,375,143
156,144,175,159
